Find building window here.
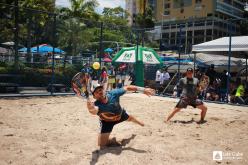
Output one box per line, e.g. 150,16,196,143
163,33,169,39
207,13,213,17
164,3,170,9
206,29,212,36
171,32,176,38
164,10,170,15
223,0,231,5
173,0,192,8
213,30,218,36
195,30,204,36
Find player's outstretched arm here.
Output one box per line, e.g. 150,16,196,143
86,100,99,115
124,85,155,97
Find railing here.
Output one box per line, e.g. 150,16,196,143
216,0,244,18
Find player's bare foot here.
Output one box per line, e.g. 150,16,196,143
197,120,207,124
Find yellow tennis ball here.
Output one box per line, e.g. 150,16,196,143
92,62,100,70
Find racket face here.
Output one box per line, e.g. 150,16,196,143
71,72,90,99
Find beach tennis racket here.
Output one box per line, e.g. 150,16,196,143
71,72,90,99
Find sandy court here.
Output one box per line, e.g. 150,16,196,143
0,93,248,165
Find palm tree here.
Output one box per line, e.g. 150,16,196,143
59,0,99,19
56,0,99,69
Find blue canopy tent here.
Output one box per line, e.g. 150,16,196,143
104,48,113,53
18,47,28,52
19,44,65,54
160,56,192,63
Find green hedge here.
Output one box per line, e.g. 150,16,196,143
0,63,80,87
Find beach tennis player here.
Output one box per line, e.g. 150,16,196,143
165,68,208,123
86,85,155,147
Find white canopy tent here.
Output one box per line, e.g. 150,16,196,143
192,36,248,52
191,36,248,71
189,53,243,66
189,53,244,72
192,36,248,102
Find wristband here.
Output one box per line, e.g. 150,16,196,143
137,87,145,93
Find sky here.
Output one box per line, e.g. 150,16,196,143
55,0,126,14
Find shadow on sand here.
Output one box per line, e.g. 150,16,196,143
172,118,207,124
90,134,146,165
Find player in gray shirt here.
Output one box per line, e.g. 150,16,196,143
165,68,208,123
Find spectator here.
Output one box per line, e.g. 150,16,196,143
235,78,246,104
160,69,170,86
115,64,126,88
107,66,116,91
120,64,127,87
91,69,99,92
195,68,202,80
206,64,216,85
206,80,219,101
229,81,237,103
155,68,162,94
155,68,162,83
219,70,229,102
81,63,93,92
115,67,121,88
100,67,108,92
198,72,210,100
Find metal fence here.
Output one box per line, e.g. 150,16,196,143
0,2,248,105
0,3,138,96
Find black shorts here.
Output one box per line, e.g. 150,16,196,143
176,96,203,108
99,110,129,133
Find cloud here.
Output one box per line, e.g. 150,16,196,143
55,0,70,7
56,0,126,13
96,0,126,13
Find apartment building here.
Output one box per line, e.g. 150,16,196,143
126,1,246,51
155,0,246,52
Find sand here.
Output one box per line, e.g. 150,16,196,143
0,93,247,165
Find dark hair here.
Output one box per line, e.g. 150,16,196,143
187,68,193,72
101,67,106,73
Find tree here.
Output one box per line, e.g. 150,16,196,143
0,0,56,71
135,6,154,28
0,0,15,44
57,0,100,55
58,0,99,19
100,6,133,48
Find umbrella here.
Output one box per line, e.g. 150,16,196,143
31,44,65,53
1,41,15,46
1,41,23,48
19,44,65,54
103,57,112,63
18,47,28,52
112,46,162,64
112,46,162,86
104,48,113,53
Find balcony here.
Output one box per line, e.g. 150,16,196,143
216,0,244,19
